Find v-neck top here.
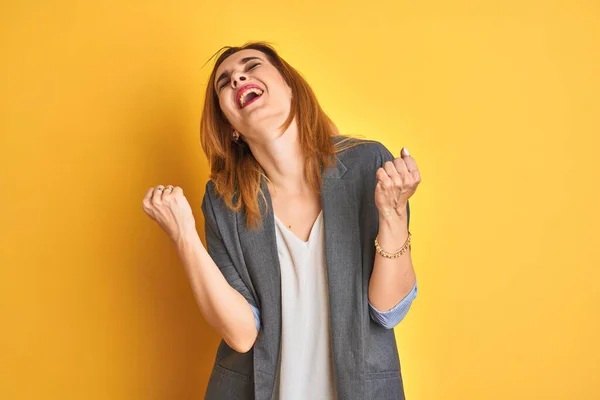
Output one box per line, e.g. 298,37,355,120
270,210,337,400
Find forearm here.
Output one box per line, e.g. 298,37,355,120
368,207,417,311
174,231,257,353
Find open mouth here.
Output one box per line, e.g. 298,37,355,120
238,86,264,109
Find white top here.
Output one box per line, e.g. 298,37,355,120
270,210,337,400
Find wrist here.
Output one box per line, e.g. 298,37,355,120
377,207,409,251
173,229,200,249
378,209,408,232
378,201,407,218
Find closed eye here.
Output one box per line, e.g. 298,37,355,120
218,63,261,90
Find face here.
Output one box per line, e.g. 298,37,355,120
214,49,293,141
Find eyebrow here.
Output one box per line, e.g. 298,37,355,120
215,56,264,90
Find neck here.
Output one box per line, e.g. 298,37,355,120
243,120,309,196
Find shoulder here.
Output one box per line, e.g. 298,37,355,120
201,180,216,218
202,180,216,206
201,179,227,219
203,179,217,199
333,135,396,173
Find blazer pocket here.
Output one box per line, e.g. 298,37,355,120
215,364,253,382
365,370,405,400
365,370,400,380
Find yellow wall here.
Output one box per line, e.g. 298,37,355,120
1,1,598,399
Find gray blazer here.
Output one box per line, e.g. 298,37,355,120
201,136,412,400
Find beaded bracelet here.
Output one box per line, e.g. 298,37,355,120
374,232,412,259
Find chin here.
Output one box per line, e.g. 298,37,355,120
246,110,290,134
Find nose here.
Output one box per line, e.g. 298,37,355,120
230,71,247,88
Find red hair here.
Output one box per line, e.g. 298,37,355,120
200,41,367,230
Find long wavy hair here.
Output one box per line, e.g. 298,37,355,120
200,41,368,230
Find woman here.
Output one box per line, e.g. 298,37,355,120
142,41,421,400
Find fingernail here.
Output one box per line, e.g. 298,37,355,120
403,147,410,156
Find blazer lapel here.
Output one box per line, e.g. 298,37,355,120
321,156,365,399
235,177,282,400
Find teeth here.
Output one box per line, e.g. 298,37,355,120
239,88,263,107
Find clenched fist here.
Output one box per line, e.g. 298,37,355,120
142,185,197,243
375,147,421,219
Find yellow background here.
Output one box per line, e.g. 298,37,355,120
1,1,599,399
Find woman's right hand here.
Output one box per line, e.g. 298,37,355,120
142,185,197,243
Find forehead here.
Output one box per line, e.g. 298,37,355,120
215,49,267,76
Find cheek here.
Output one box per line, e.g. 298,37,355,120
282,80,293,99
263,70,291,98
219,96,235,117
275,75,291,96
271,81,292,102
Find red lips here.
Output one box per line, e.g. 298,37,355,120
236,84,264,109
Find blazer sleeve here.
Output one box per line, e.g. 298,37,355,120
368,281,418,329
201,186,261,332
367,142,416,329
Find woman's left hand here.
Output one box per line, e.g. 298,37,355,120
375,147,421,218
